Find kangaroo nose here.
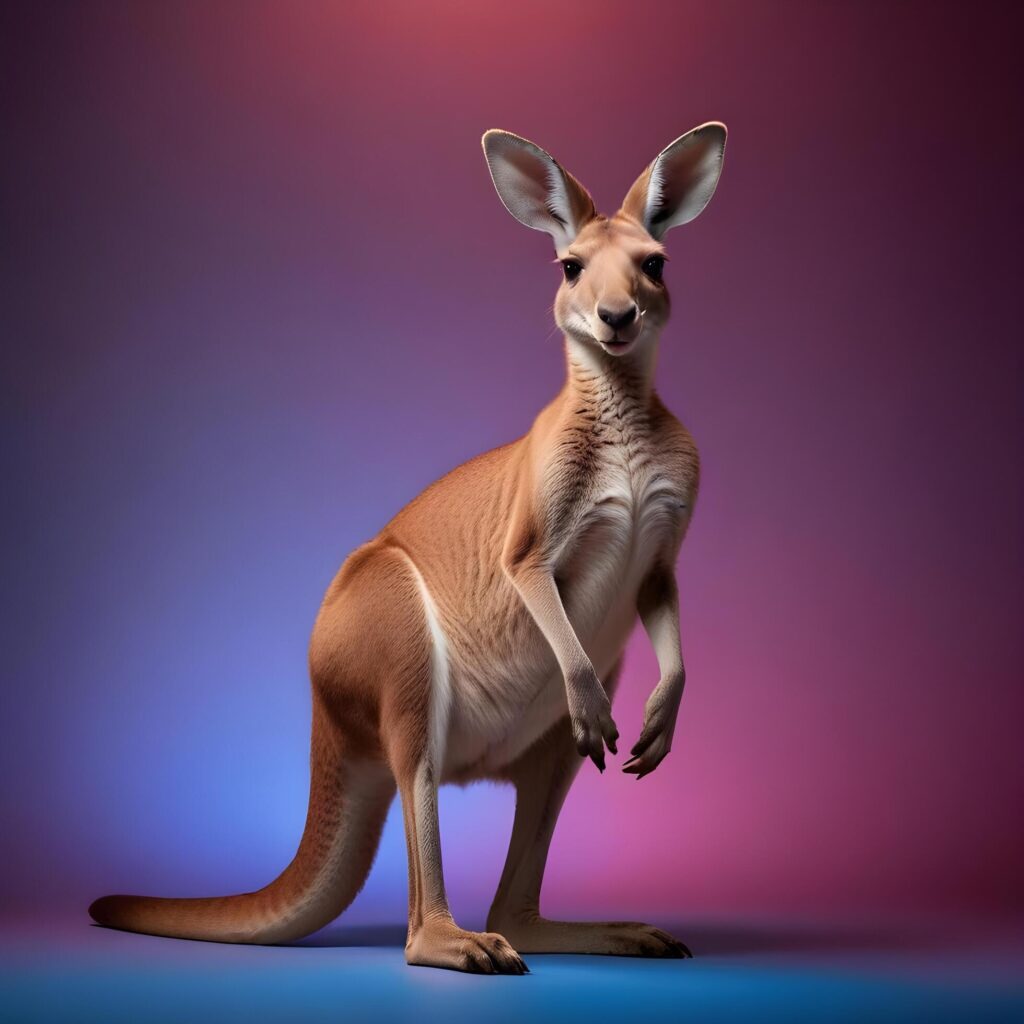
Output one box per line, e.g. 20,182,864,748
597,304,638,330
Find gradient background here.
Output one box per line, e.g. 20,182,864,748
2,0,1022,970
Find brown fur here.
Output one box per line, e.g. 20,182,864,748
90,123,727,973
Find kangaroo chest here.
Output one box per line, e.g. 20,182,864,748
554,421,689,637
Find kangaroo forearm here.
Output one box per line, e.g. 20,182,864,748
637,563,685,689
624,562,686,777
505,563,592,681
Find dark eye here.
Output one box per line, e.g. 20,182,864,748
642,255,665,282
561,259,583,283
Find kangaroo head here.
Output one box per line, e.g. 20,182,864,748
482,123,727,358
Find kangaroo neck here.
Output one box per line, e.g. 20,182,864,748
562,333,658,423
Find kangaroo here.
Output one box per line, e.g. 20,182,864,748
89,122,728,974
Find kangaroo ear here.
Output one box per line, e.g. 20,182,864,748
482,130,596,250
620,122,727,240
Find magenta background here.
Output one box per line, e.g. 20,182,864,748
2,1,1021,928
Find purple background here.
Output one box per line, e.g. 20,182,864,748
2,1,1021,932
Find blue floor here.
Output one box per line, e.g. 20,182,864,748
2,914,1021,1023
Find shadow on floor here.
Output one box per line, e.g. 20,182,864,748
295,923,409,948
294,919,930,957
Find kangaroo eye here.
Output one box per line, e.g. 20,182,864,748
642,255,665,282
561,259,583,283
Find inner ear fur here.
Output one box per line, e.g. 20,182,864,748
482,130,597,250
620,122,727,240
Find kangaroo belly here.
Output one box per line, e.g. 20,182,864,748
440,503,657,779
440,589,569,779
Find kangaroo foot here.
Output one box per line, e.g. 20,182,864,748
488,915,690,957
406,919,528,974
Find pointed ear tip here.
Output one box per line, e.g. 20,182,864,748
676,121,727,145
481,128,512,148
482,129,536,159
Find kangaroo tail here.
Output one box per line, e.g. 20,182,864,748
89,697,394,944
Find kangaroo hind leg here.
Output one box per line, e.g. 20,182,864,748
487,661,690,958
373,544,527,974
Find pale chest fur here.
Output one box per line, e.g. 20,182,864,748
441,391,696,780
555,418,693,649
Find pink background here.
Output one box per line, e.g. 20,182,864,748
2,1,1021,928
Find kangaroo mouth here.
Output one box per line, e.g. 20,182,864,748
599,328,641,355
